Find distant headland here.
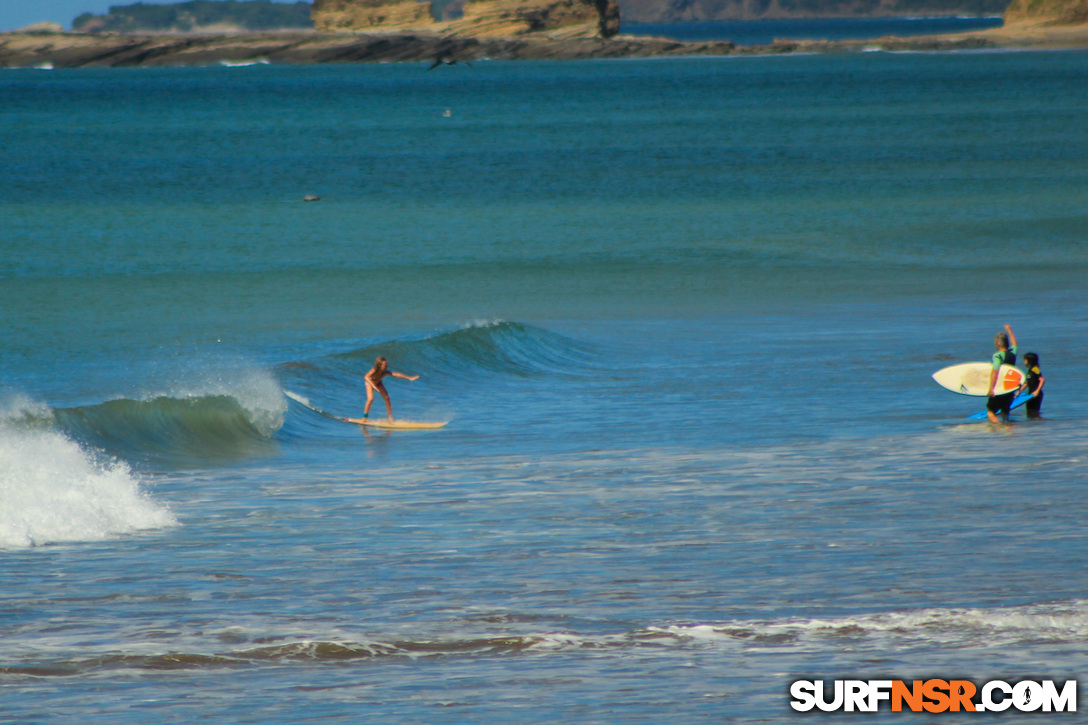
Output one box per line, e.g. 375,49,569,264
1,0,1086,67
63,0,1015,34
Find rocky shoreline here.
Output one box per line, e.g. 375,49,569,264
0,24,1084,68
0,31,720,67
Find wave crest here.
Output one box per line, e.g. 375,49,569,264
334,320,597,379
49,368,288,464
55,394,281,463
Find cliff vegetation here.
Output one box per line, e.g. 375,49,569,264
1003,0,1088,23
74,0,313,33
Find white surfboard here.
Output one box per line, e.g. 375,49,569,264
285,391,447,430
932,363,1024,397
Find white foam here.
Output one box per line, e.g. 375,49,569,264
0,392,52,423
462,318,511,330
647,600,1088,649
0,420,176,549
220,59,270,67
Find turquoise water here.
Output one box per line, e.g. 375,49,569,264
2,51,1088,722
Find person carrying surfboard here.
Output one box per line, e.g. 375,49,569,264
985,324,1018,423
363,356,420,423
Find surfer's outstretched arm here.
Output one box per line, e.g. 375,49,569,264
390,371,420,382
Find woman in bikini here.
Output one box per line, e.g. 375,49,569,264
363,356,419,422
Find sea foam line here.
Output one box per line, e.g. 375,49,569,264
7,600,1086,676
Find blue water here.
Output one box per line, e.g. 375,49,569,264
2,51,1088,722
623,16,1005,46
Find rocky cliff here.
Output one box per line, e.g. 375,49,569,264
311,0,619,37
1004,0,1088,23
444,0,619,37
311,0,434,31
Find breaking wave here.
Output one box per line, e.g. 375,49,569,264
0,396,176,549
52,367,287,464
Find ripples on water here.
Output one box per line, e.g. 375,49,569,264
2,51,1087,722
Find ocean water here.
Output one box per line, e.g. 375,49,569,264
2,51,1087,722
622,16,1005,46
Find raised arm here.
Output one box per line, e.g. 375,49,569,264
1004,324,1018,350
390,371,420,382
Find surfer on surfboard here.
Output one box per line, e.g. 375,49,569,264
363,356,419,423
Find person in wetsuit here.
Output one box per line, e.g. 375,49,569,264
985,324,1018,423
1019,352,1046,419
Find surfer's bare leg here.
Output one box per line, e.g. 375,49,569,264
375,383,394,421
364,382,375,419
364,377,396,422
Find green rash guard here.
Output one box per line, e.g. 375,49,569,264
992,345,1018,370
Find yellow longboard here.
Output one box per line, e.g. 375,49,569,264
344,417,447,430
285,391,448,430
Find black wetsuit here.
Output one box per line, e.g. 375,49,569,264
986,348,1017,417
1024,365,1044,417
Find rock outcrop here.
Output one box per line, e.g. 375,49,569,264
0,30,735,67
311,0,435,31
442,0,619,37
1004,0,1088,24
8,17,1088,70
311,0,619,37
17,22,66,34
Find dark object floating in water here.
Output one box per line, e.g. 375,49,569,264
428,54,471,70
303,195,321,202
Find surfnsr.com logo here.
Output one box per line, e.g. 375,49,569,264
790,679,1077,713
